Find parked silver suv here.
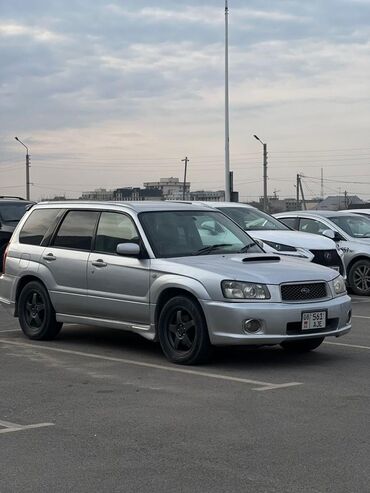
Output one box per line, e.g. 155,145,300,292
0,202,351,364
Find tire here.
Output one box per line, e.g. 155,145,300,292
281,337,324,352
158,296,211,365
348,259,370,296
18,281,63,340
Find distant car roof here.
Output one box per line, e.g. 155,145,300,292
276,210,363,218
172,201,255,209
36,200,215,213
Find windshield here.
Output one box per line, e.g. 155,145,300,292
0,203,32,222
139,210,263,258
218,206,290,231
329,215,370,238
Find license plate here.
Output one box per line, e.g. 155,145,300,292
301,311,326,330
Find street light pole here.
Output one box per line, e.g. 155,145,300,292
253,135,268,212
224,0,231,201
14,136,30,200
181,156,189,200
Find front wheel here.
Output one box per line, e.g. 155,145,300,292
281,337,324,352
158,296,211,365
18,281,63,340
348,259,370,296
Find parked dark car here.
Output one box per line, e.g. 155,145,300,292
0,196,35,270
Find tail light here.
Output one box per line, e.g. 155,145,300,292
2,243,9,273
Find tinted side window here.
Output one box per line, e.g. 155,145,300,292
298,218,327,235
95,212,139,254
53,211,99,251
19,209,61,246
279,217,296,229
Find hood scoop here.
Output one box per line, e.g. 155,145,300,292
242,255,281,263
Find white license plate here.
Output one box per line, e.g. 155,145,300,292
301,311,326,330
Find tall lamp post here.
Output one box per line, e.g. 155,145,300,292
224,0,231,201
14,136,30,200
253,134,268,212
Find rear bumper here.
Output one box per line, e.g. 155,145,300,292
200,295,352,346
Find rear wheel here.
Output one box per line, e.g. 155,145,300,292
18,281,62,340
158,296,211,365
348,259,370,296
281,337,324,352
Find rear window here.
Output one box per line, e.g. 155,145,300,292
52,210,99,251
19,209,61,246
0,202,33,222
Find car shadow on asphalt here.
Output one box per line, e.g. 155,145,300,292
54,324,348,370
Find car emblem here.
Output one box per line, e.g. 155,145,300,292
324,252,332,261
301,287,310,295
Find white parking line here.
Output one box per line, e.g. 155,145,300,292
0,419,54,435
325,341,370,350
0,329,19,333
352,315,370,320
0,339,302,392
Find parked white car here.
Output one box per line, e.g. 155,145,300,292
189,202,345,276
275,210,370,296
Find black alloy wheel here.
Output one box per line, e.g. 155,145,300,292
18,281,62,340
158,296,211,365
281,337,325,352
349,259,370,296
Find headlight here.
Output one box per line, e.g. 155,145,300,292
222,281,271,300
263,240,297,252
333,275,346,295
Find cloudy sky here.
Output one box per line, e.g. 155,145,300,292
1,0,370,201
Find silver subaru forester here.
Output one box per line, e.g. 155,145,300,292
0,201,351,364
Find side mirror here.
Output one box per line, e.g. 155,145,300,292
323,229,342,242
116,243,141,256
322,229,335,240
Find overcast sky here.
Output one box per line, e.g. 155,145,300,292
1,0,370,201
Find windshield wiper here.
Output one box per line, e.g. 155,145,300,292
239,243,256,253
192,244,233,255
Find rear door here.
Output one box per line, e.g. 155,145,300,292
86,211,150,325
40,209,99,316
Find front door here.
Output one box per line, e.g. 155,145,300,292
87,211,150,325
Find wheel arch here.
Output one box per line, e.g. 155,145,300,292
154,287,208,339
14,275,49,317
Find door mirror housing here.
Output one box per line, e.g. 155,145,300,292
116,243,141,257
322,229,342,242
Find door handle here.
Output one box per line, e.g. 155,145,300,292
43,253,56,261
92,259,107,268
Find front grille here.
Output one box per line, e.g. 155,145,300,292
281,282,327,301
286,318,338,334
310,249,344,275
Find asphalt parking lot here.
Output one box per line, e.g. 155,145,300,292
0,298,369,493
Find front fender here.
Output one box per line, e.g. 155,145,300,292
150,274,212,304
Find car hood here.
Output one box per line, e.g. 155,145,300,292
152,253,338,286
247,230,336,250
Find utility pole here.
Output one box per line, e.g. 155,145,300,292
224,0,231,201
14,136,30,200
254,135,268,211
181,157,189,200
296,174,306,210
229,171,234,201
320,167,324,200
344,190,349,209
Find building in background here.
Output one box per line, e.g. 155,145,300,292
114,187,163,201
143,177,190,200
316,195,363,211
190,190,225,201
81,188,114,201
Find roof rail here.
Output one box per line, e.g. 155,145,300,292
0,196,26,200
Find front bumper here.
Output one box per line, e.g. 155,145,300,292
200,295,352,346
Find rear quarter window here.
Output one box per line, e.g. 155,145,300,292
19,209,62,246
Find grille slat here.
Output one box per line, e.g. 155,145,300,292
281,282,327,301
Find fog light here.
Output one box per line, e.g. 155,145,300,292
243,319,263,334
346,310,352,324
